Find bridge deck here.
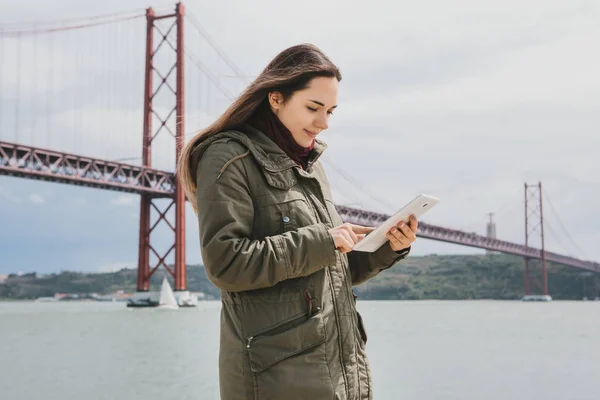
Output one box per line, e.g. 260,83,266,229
2,140,597,273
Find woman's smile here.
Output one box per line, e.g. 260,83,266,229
304,129,319,138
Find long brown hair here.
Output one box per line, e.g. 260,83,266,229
178,43,342,213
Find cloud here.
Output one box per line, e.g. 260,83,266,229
337,32,600,121
28,193,45,205
1,0,599,269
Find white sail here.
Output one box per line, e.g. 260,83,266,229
158,277,179,309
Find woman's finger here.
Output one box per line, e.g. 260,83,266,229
397,221,416,240
338,236,354,253
408,214,418,232
389,228,409,247
387,234,408,251
343,225,359,244
349,224,375,235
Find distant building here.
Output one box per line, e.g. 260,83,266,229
0,274,8,284
486,213,497,255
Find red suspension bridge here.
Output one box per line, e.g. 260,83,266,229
0,3,598,298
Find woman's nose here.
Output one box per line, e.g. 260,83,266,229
314,115,328,130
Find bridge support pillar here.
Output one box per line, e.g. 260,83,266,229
522,182,550,301
133,3,188,303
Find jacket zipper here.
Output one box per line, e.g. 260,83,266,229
297,173,350,398
246,289,320,349
245,310,308,349
307,173,354,398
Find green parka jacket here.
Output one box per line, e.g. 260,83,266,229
191,125,409,400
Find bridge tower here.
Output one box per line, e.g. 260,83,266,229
485,212,496,255
524,182,548,297
135,3,187,297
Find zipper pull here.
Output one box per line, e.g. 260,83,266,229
246,336,254,349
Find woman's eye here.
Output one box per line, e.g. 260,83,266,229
307,106,334,116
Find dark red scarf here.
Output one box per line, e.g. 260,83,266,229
247,102,315,169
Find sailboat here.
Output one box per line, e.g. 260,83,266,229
157,277,179,310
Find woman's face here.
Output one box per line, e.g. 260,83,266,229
268,76,339,147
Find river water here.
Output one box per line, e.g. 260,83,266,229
1,300,598,399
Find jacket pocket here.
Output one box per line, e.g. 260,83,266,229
246,309,326,373
254,190,314,237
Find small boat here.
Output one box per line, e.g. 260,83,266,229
521,294,552,302
157,277,179,310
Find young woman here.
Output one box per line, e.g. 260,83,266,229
178,43,418,400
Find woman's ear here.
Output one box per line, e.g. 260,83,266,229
268,91,284,112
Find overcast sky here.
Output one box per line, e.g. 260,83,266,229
1,0,599,274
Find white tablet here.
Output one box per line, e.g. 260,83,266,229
352,194,440,252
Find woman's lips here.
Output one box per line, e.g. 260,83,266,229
304,129,318,138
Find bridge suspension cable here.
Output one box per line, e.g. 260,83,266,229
542,187,589,260
0,10,145,37
186,12,250,86
544,218,576,257
162,13,239,110
320,156,399,211
184,48,237,102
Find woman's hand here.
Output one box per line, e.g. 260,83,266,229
387,214,418,251
328,223,375,253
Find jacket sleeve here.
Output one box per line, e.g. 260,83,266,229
195,141,337,292
347,244,410,286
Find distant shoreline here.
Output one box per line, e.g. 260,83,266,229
1,254,597,301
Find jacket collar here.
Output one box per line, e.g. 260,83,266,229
190,125,327,190
238,123,327,172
